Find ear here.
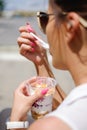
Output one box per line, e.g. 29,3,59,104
66,12,79,40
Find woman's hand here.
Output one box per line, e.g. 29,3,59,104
10,77,48,121
17,23,47,65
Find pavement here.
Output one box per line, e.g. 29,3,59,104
0,16,75,111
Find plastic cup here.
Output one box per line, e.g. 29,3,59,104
27,77,56,119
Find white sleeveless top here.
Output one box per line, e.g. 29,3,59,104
47,83,87,130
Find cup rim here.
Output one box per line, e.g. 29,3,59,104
36,76,57,86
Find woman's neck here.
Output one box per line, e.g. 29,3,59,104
68,28,87,86
68,50,87,86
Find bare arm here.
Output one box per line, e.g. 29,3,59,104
28,116,71,130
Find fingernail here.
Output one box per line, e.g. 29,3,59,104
41,88,48,95
32,48,35,52
26,23,34,32
31,42,36,47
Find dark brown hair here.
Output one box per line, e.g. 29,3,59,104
50,0,87,19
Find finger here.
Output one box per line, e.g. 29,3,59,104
19,24,36,34
26,23,35,33
25,77,38,89
19,44,35,55
20,32,36,42
16,80,32,97
29,88,48,104
17,37,31,47
22,86,30,96
19,26,28,33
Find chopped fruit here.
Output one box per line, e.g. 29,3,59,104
36,83,47,88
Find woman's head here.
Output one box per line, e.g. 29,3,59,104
37,0,87,70
47,0,87,69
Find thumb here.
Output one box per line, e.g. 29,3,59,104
29,88,48,104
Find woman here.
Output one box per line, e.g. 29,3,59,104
17,17,66,109
7,0,87,129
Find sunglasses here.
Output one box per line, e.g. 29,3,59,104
37,11,55,33
37,11,87,34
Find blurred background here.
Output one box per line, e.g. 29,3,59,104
0,0,75,111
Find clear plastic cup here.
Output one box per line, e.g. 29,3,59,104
27,77,56,119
